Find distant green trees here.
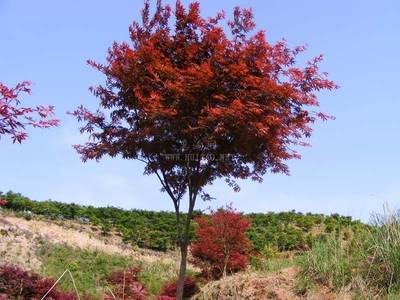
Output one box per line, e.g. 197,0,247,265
0,191,192,251
0,191,365,252
247,211,363,251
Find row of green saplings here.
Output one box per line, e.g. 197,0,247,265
0,190,365,253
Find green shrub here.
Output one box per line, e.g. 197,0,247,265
262,243,279,259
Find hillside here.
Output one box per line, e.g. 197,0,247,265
0,202,340,300
0,191,365,253
0,208,194,298
2,192,400,299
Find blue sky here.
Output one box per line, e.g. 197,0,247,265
1,0,399,221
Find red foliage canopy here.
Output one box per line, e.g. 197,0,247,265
0,81,59,143
71,0,336,200
191,206,252,279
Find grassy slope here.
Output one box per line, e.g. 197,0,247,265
37,243,187,297
38,243,136,297
0,210,196,298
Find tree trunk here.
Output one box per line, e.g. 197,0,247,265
176,241,188,299
223,257,228,278
176,189,196,300
223,248,230,278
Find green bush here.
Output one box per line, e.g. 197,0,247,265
261,243,279,259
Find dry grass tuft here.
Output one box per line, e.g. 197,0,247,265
193,267,302,300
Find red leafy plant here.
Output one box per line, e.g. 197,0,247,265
104,266,148,300
0,199,7,207
0,265,81,299
0,81,58,143
159,277,199,299
191,206,252,279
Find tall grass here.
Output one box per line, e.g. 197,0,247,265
139,260,179,294
298,233,364,290
250,255,298,274
139,260,198,295
299,210,400,297
365,211,400,293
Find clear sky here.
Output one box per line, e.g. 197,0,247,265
1,0,399,221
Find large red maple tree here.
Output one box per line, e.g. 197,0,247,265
0,81,58,143
71,1,336,298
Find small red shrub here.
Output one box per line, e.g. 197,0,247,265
160,277,198,299
0,265,79,299
104,266,148,300
0,199,7,207
191,206,252,279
